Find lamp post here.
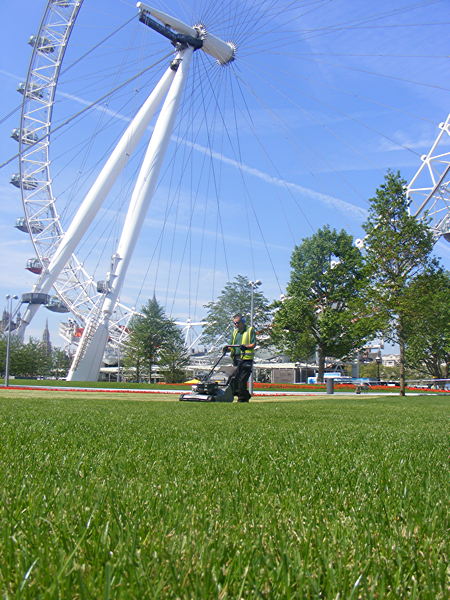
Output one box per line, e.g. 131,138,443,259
248,280,261,394
249,280,261,327
376,351,382,381
4,295,18,387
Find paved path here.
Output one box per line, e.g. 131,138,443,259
3,384,444,397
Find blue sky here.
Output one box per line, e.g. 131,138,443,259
1,0,449,350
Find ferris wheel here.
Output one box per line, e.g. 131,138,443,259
12,0,134,359
10,0,450,380
406,114,450,242
13,0,240,379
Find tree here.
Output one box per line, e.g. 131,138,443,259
0,336,53,379
362,170,439,395
201,274,272,347
159,330,190,383
271,226,374,382
51,347,72,379
0,335,21,378
123,297,180,382
403,270,450,379
123,332,146,382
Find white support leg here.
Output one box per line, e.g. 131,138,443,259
67,47,194,381
18,65,176,336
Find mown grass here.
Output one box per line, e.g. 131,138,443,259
0,394,448,599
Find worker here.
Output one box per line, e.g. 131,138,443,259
223,313,256,402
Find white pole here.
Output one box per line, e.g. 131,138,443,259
103,46,193,319
250,287,255,328
248,280,261,395
4,295,18,387
18,66,176,333
68,47,193,381
249,286,254,395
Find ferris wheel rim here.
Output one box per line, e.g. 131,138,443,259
406,114,450,239
17,0,137,343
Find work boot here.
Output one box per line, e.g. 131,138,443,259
237,394,250,402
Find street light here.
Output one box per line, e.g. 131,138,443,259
4,295,18,387
249,280,261,327
248,280,261,394
375,351,382,381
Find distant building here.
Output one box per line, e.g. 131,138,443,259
42,319,52,354
0,308,21,334
382,354,400,367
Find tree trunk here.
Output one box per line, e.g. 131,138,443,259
317,347,325,383
135,357,141,383
148,358,154,383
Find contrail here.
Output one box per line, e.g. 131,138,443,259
181,137,367,219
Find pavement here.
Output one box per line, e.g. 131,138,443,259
2,384,446,397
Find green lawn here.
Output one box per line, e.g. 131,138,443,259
0,394,448,599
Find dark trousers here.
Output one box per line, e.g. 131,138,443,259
233,358,253,402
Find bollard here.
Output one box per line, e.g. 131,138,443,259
326,378,334,394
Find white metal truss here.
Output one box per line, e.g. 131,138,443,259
13,0,233,380
174,319,207,351
407,114,450,241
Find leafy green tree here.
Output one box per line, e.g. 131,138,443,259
0,335,21,378
19,338,51,377
51,347,72,379
159,330,190,383
123,297,179,382
362,170,439,395
271,226,374,382
123,336,145,382
201,274,271,347
0,336,52,378
37,338,53,376
403,270,450,379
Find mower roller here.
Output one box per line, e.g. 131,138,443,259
179,347,240,402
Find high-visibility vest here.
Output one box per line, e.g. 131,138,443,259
231,326,255,361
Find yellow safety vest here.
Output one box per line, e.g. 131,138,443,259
231,326,255,361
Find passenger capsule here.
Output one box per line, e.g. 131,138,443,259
28,35,55,53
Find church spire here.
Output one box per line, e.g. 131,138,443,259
42,319,52,354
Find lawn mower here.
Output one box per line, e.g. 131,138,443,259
179,347,240,402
